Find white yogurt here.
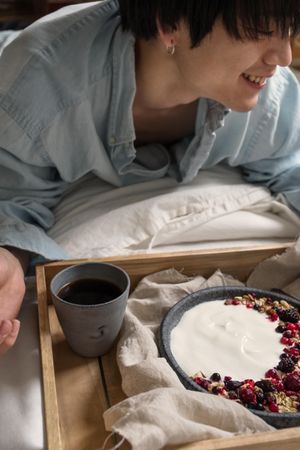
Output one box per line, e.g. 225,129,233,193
170,300,283,381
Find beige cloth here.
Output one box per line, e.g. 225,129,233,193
103,239,300,450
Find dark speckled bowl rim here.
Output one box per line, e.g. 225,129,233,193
158,286,300,429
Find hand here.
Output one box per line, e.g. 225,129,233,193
0,247,26,355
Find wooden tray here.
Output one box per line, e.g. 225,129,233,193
36,243,300,450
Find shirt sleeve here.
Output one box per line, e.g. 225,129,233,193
240,68,300,216
0,112,69,260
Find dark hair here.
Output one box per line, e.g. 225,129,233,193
118,0,300,47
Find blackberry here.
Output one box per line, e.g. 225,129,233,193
225,380,242,391
284,372,300,391
255,380,275,392
276,357,295,373
275,325,285,333
277,308,299,323
255,392,265,404
210,372,221,382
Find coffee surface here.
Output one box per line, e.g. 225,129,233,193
58,278,122,305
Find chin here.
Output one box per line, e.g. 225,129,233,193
231,103,257,112
224,95,259,113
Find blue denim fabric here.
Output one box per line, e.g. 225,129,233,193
0,0,299,260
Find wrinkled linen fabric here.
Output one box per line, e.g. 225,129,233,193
49,165,300,258
103,270,274,450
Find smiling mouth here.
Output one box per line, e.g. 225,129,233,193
242,73,267,86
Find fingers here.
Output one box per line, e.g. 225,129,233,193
0,319,20,355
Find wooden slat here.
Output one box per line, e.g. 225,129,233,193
36,265,62,450
166,426,300,450
48,305,108,450
40,243,290,303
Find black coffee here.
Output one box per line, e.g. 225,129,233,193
58,278,123,305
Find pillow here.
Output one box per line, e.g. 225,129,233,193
48,165,300,258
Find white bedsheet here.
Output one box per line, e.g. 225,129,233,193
49,165,300,257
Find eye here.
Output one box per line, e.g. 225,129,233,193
240,27,274,41
255,30,274,40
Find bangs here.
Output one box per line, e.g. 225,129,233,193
221,0,300,41
118,0,300,47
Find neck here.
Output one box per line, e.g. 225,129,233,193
134,38,200,113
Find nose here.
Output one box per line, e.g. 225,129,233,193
263,38,293,67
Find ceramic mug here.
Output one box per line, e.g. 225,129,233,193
50,262,130,357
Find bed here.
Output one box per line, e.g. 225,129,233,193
0,29,300,450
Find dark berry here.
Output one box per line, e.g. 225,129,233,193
210,372,221,382
276,357,295,373
256,392,265,404
275,325,285,333
283,372,300,392
255,380,275,392
225,380,242,391
277,308,299,323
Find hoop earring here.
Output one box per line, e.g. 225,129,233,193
167,44,175,56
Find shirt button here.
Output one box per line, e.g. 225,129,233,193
110,136,116,145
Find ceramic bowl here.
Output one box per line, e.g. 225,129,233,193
158,286,300,428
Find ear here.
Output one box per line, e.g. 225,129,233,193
156,16,177,51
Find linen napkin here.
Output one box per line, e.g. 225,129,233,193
103,267,278,450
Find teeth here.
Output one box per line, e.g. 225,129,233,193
243,73,266,86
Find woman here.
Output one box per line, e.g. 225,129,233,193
0,0,300,354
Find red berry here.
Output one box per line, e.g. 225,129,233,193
239,387,256,404
232,299,241,305
199,379,211,390
280,336,293,346
275,381,284,391
265,369,280,380
285,390,298,397
244,379,255,389
268,402,279,413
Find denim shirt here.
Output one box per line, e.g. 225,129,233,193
0,0,300,260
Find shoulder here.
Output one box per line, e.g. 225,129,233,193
0,0,121,137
